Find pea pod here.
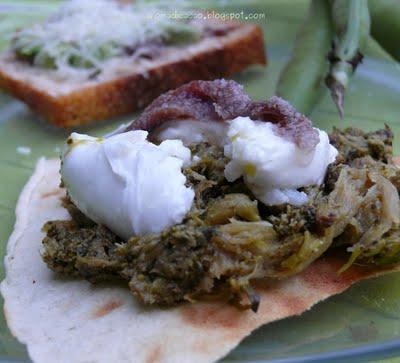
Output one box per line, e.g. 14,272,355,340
325,0,370,117
369,0,400,61
364,35,396,62
276,0,333,115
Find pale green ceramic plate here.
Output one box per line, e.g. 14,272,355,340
1,1,400,362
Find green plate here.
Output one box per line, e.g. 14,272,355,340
1,1,400,362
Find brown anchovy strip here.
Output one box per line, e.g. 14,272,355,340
125,79,319,151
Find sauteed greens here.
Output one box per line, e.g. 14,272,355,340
42,127,400,312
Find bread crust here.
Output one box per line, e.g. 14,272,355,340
0,24,266,127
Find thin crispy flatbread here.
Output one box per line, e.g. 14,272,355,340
1,158,399,363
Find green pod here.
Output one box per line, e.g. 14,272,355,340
369,0,400,61
276,0,333,115
364,36,396,62
325,0,370,117
331,0,370,50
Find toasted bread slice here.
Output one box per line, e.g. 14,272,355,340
0,23,266,127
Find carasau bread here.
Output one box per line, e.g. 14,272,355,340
0,23,266,127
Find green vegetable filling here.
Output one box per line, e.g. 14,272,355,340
12,22,201,71
42,127,400,311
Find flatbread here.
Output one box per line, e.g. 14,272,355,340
2,158,399,363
